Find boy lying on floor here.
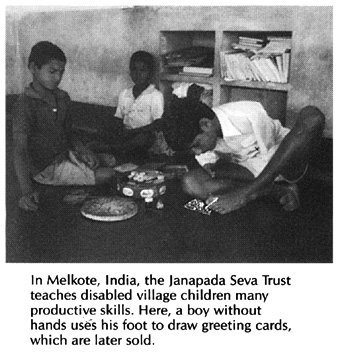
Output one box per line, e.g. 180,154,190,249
182,101,325,214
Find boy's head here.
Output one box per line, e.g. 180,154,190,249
28,41,67,91
189,105,219,155
190,117,218,155
129,51,155,87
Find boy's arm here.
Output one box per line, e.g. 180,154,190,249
71,137,99,170
64,98,74,147
13,132,39,211
12,95,40,211
65,100,99,170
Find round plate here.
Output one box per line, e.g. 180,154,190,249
81,196,138,222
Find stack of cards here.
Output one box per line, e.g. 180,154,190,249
184,199,213,215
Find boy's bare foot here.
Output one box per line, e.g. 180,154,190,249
205,188,251,215
19,191,40,211
205,183,300,215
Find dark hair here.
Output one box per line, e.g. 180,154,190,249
28,41,67,68
129,51,155,73
162,96,216,151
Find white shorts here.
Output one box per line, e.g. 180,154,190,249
236,145,279,178
34,151,95,186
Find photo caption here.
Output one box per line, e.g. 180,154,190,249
29,273,292,347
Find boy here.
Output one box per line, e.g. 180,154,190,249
12,41,116,211
161,83,216,153
111,50,170,157
182,101,325,214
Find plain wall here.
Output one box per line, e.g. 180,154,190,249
6,6,333,137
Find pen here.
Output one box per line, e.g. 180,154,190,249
205,197,219,209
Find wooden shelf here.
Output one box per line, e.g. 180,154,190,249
159,30,292,117
159,73,214,85
220,79,291,92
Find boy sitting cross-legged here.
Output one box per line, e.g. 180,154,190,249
103,50,171,159
12,41,116,211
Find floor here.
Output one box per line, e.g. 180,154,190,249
6,158,332,263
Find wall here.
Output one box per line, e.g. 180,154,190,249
6,6,333,136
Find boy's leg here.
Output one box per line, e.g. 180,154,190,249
182,162,254,200
205,106,325,214
277,107,325,181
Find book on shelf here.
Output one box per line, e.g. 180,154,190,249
231,36,292,61
238,36,264,43
254,59,271,82
178,72,213,78
248,59,263,82
282,52,291,83
181,66,213,75
238,54,256,81
232,36,265,53
275,55,283,76
250,60,265,81
261,57,282,82
220,49,290,84
240,42,264,48
257,36,292,55
267,36,292,42
232,43,264,53
246,60,261,81
220,51,253,81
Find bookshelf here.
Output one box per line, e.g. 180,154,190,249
159,30,292,124
220,79,290,92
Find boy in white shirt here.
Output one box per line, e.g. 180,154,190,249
182,101,325,214
113,51,169,158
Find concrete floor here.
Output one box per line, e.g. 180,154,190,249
6,162,332,263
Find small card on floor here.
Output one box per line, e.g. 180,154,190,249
184,199,212,215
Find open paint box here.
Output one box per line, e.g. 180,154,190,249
117,170,167,200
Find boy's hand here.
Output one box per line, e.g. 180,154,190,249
80,150,99,170
19,191,39,212
74,148,99,170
